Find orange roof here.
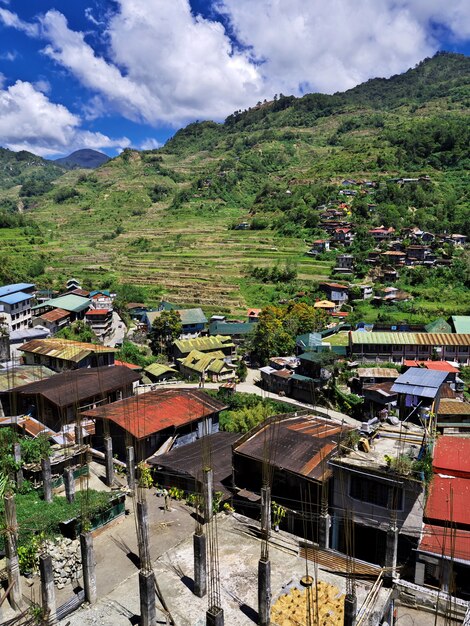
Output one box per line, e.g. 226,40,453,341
403,360,459,373
419,525,470,562
39,308,70,323
247,309,262,317
86,308,111,316
114,360,142,370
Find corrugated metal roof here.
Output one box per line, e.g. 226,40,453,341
424,318,452,334
8,366,140,407
0,291,32,305
179,350,233,375
234,415,343,482
209,321,254,335
438,400,470,416
296,333,322,350
425,475,470,526
0,365,56,392
174,335,235,355
144,363,177,377
452,316,470,334
19,338,114,363
146,307,207,327
33,294,91,313
419,524,470,562
356,368,399,378
0,283,34,298
403,360,459,373
351,331,470,346
38,308,70,323
80,389,227,439
433,436,470,476
391,368,447,398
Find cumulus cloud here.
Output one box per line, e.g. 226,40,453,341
139,138,161,150
1,0,470,132
0,80,130,156
0,50,17,61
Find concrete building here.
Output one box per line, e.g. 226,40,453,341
0,283,35,331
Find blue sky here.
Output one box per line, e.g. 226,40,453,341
0,0,469,158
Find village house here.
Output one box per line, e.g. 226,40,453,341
332,227,354,246
334,253,354,274
415,437,470,599
143,363,177,383
313,299,336,313
19,338,116,371
172,334,235,360
406,245,432,264
329,421,426,567
0,365,140,432
177,349,236,382
350,367,399,395
0,283,35,332
247,308,262,323
232,413,343,540
349,331,470,365
144,307,208,337
32,294,91,323
308,239,330,254
32,308,71,334
85,308,113,338
319,282,349,305
368,226,395,241
380,251,406,266
391,368,447,424
89,290,113,310
208,320,255,344
80,388,227,461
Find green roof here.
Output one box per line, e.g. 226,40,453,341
296,333,322,350
33,294,90,313
146,307,208,327
179,350,233,374
298,352,324,363
144,363,177,377
425,318,452,334
291,374,316,382
350,331,470,346
451,316,470,334
209,322,255,336
174,335,235,355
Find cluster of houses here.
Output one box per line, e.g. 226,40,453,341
0,280,116,360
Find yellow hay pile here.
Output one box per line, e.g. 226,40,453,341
271,580,345,626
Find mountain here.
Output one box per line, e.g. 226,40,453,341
54,149,110,170
0,52,468,315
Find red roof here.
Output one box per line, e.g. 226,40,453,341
114,360,142,370
80,389,227,439
433,436,470,478
331,311,349,318
424,475,470,526
403,360,458,373
86,308,111,316
247,309,262,317
419,524,470,562
39,308,70,322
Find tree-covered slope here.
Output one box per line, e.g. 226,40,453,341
0,52,468,314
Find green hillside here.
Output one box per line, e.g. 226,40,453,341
0,52,469,314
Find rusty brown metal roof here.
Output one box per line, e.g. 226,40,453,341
234,415,344,483
438,400,470,416
38,308,70,323
7,366,140,408
19,338,115,363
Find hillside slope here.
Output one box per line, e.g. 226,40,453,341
0,52,468,314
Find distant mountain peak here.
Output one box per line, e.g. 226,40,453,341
54,149,110,170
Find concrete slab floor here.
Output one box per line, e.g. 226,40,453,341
61,512,391,626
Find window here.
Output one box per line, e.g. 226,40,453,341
349,474,396,508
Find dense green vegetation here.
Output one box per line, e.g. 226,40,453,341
0,53,468,315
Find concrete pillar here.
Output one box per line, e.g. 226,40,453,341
4,494,22,610
260,487,271,538
39,553,57,625
384,525,398,586
258,558,271,626
41,457,52,503
206,606,224,626
139,569,157,626
414,559,425,586
126,446,136,492
104,436,114,488
80,532,97,604
319,513,331,550
202,468,213,523
331,515,340,551
344,593,357,626
13,443,23,489
74,423,83,446
63,467,75,503
441,559,452,594
136,499,151,572
193,532,207,598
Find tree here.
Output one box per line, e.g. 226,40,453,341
55,320,96,343
149,310,182,355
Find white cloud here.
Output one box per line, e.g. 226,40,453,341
0,50,17,61
139,138,161,150
0,80,130,156
1,1,470,132
0,8,38,36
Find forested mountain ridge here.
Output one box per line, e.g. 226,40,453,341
0,52,468,315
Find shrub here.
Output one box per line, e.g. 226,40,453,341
138,462,153,489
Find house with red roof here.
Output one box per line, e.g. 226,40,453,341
415,436,470,597
80,388,227,461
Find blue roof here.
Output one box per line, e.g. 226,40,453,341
89,290,111,297
391,368,447,399
0,283,34,298
0,291,32,305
